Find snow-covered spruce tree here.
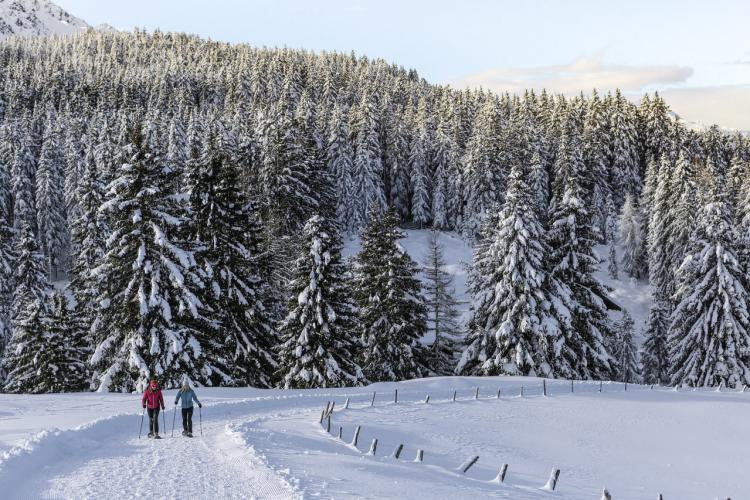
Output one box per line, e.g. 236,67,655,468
462,97,504,240
354,209,427,382
641,295,670,385
11,135,36,232
409,131,431,227
35,112,68,280
605,194,619,280
608,89,640,206
458,162,556,377
421,229,462,376
326,103,356,233
612,310,640,383
618,193,647,280
2,222,53,393
350,89,386,229
546,123,614,380
90,128,213,392
668,198,750,388
186,138,277,388
0,158,15,376
276,215,364,388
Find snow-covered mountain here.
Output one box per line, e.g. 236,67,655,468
0,0,88,38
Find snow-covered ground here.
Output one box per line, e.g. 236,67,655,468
1,378,747,499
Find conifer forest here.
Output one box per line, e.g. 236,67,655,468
1,29,749,394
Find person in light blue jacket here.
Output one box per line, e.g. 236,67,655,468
174,381,202,437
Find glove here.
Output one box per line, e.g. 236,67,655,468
142,404,146,409
161,405,165,410
198,403,202,408
175,401,178,405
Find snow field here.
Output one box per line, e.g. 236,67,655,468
1,379,747,499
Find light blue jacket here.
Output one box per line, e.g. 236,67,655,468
175,389,201,408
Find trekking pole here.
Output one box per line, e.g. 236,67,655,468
138,407,145,439
172,405,177,437
162,408,166,436
199,406,203,436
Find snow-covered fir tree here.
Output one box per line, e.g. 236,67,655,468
276,215,364,388
605,194,619,280
618,193,647,280
641,296,670,385
458,162,558,377
612,310,640,383
354,209,427,382
2,222,54,393
90,128,214,392
186,137,277,387
421,229,462,376
546,122,614,380
668,198,750,388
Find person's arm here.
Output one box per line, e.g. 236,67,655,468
175,390,181,406
193,391,201,408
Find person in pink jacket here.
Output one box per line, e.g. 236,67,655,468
141,379,165,438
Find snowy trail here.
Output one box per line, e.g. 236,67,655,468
0,392,360,499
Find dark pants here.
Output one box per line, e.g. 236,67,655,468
182,407,194,433
147,408,160,434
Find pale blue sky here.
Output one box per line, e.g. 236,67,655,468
56,0,750,128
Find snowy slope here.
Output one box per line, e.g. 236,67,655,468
0,379,747,499
0,0,88,39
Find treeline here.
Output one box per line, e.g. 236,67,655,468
0,29,748,392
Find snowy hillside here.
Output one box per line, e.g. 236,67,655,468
0,0,88,38
0,378,746,499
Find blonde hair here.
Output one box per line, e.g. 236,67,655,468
181,381,190,391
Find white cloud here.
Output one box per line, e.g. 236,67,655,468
657,85,750,131
450,54,693,95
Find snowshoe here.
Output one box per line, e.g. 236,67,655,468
154,434,162,439
187,432,193,438
148,432,154,438
182,430,187,436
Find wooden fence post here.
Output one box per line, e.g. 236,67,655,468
338,426,342,439
497,388,501,399
371,391,376,406
625,382,628,392
394,444,404,459
453,390,457,402
601,488,611,500
461,455,479,473
352,425,362,447
424,394,430,404
415,449,424,462
395,389,398,404
571,379,574,393
495,463,508,483
543,379,547,396
329,401,336,415
658,494,663,500
544,468,560,491
344,397,350,409
474,387,479,400
599,381,603,393
319,410,325,424
520,386,524,397
368,438,378,455
326,414,331,433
